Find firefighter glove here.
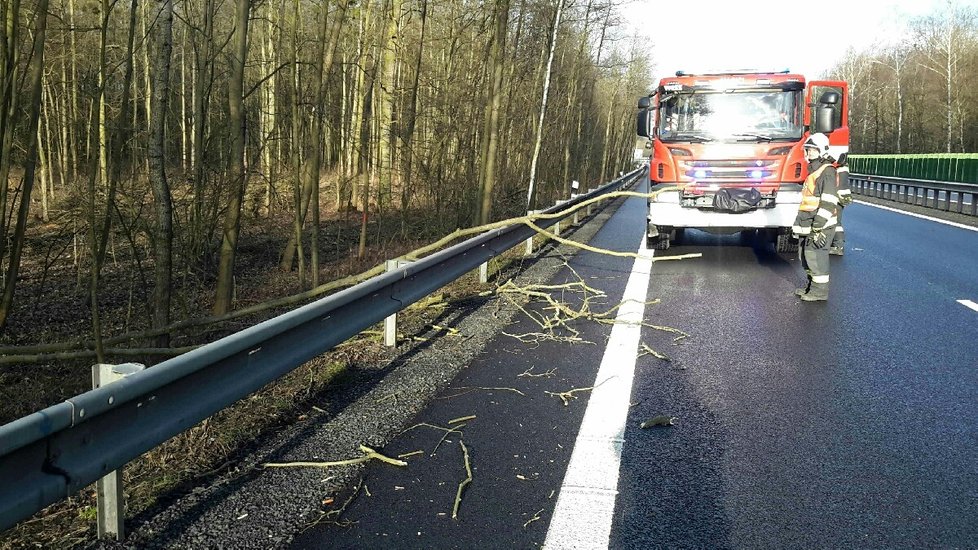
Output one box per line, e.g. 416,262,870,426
810,230,827,248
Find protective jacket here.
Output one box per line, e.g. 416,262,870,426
836,163,852,206
792,158,839,236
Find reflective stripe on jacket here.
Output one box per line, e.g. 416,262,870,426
836,165,852,205
793,159,838,234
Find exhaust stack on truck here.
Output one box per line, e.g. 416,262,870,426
636,69,849,252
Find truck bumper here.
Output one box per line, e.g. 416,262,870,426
648,190,801,230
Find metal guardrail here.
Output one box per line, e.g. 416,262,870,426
0,168,644,532
850,173,978,217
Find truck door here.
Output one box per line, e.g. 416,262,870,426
804,80,848,130
805,80,849,154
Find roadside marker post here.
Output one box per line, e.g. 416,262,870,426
384,259,413,346
92,362,145,541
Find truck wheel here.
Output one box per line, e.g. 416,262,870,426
775,232,798,253
653,236,671,250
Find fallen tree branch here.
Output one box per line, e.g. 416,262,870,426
545,387,594,406
523,508,545,528
452,440,473,520
441,386,526,399
524,220,702,263
1,187,666,359
546,376,615,406
262,445,407,470
638,343,671,361
518,367,557,378
400,422,467,456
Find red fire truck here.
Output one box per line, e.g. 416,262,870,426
636,70,848,251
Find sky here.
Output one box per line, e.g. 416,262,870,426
625,0,978,83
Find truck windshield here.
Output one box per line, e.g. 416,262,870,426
658,90,803,143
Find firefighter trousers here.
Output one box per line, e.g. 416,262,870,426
800,226,836,285
831,209,845,248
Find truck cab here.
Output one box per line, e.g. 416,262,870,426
637,70,848,251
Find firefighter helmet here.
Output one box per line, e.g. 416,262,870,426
803,133,831,157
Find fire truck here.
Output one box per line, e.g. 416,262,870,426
636,70,848,251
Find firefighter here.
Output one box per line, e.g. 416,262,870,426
792,133,839,301
830,153,852,255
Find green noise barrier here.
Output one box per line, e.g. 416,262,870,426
848,154,978,184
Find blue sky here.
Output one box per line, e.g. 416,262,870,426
624,0,978,82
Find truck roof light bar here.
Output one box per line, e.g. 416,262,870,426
674,69,791,77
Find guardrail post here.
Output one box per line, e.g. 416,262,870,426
586,189,593,216
553,200,568,236
570,194,581,225
382,260,410,346
479,261,489,284
525,210,540,256
92,362,145,541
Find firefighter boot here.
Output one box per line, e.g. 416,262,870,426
794,277,812,296
800,282,828,302
829,247,844,256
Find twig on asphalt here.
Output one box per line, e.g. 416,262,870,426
452,440,473,520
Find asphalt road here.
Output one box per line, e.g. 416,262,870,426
613,200,978,548
295,192,978,549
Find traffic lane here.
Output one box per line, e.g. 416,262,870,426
613,221,978,547
843,202,978,300
295,193,648,548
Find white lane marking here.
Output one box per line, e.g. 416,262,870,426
854,200,978,232
544,236,653,550
958,300,978,313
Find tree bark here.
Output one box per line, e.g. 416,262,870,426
279,0,351,278
476,0,509,225
213,0,251,315
148,0,174,346
525,0,563,211
399,0,426,235
0,0,49,332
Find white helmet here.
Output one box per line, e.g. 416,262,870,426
803,133,831,157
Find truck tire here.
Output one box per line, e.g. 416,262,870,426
775,232,798,253
653,235,671,250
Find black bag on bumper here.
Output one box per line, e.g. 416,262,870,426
713,188,762,213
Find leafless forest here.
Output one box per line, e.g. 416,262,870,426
0,0,650,358
828,1,978,154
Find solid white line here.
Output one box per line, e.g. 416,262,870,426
958,300,978,313
544,236,653,550
854,200,978,232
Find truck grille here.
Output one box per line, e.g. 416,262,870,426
679,159,781,181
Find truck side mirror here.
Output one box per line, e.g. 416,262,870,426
637,109,650,138
818,91,840,105
813,90,840,133
638,96,651,109
814,104,836,133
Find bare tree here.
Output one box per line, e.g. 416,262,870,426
148,0,174,345
526,0,564,211
0,0,49,331
214,0,251,315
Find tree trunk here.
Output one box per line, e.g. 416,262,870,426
399,0,426,235
97,0,138,267
0,0,49,332
525,0,563,211
148,0,174,346
476,0,509,225
213,0,251,315
279,0,351,278
191,0,215,257
0,0,22,258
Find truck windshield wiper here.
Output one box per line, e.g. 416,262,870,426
733,133,774,142
671,134,713,143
